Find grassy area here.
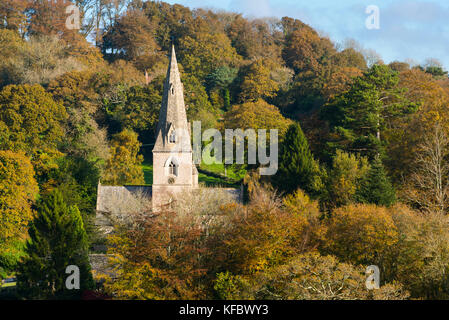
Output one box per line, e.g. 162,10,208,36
1,282,16,288
141,155,243,188
142,161,153,185
199,148,246,183
200,161,244,182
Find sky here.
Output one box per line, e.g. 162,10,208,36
164,0,449,70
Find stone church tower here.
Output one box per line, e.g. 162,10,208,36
152,45,198,210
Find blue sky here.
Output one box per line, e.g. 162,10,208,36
165,0,449,70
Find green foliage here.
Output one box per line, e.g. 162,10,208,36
206,66,238,91
274,123,323,195
48,70,109,162
213,272,247,300
103,84,161,133
356,156,396,207
323,65,416,159
17,190,94,299
324,150,370,208
179,32,242,81
425,66,448,79
102,129,145,186
223,99,291,174
183,74,217,125
238,59,279,102
0,84,67,176
44,156,101,245
1,0,449,301
0,151,38,275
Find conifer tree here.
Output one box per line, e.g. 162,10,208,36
356,156,396,206
17,190,94,299
274,123,323,195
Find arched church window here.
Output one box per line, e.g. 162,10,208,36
169,130,176,143
168,161,178,176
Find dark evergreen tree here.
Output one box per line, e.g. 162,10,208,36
356,156,396,206
322,65,416,161
273,123,323,195
17,190,94,299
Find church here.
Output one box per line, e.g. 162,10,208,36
151,44,199,211
95,46,241,231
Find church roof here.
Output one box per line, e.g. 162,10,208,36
153,45,191,152
96,185,152,227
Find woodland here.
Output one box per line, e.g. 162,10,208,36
1,0,449,300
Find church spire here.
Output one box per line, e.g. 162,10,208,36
153,45,191,152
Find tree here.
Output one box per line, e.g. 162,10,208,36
183,74,216,126
280,26,337,115
386,68,449,183
102,84,161,134
17,35,85,86
325,150,370,208
44,156,101,245
101,6,160,68
225,14,281,61
48,70,110,162
323,204,399,268
223,100,291,174
238,59,278,102
224,100,291,137
0,84,67,176
273,123,323,195
356,156,396,207
0,29,25,88
0,151,38,276
246,252,408,300
103,207,211,299
213,184,310,276
389,61,410,73
205,66,237,110
27,0,80,41
282,26,334,74
405,122,449,214
323,65,416,159
388,209,449,299
179,31,242,81
0,0,28,35
17,190,94,299
102,129,144,185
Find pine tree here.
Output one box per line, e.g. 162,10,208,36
223,88,231,110
356,156,396,206
274,123,323,195
17,190,94,299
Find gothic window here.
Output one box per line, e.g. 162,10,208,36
168,161,178,176
169,130,176,143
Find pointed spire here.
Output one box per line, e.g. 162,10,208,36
165,44,181,87
145,69,150,85
170,44,177,69
153,45,191,152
